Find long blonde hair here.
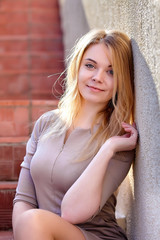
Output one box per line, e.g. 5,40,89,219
42,29,134,161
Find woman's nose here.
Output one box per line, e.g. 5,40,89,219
92,70,104,83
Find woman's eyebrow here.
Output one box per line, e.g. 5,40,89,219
85,58,97,64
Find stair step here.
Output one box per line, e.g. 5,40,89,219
0,182,17,190
0,182,17,230
0,231,13,240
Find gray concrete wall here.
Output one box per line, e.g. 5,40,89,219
59,0,160,239
59,0,89,60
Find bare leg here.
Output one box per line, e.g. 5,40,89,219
13,209,85,240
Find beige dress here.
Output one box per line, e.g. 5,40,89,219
14,110,134,240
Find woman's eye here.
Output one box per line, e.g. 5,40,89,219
107,69,114,75
85,63,95,69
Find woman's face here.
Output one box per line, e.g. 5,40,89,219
78,43,114,109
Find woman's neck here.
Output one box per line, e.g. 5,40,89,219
74,101,103,129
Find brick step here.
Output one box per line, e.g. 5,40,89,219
0,8,60,24
0,100,58,180
0,52,64,70
0,22,62,36
0,99,58,136
0,51,64,56
0,38,64,52
0,181,17,230
0,0,59,10
0,34,63,40
0,141,26,181
0,69,64,75
0,231,13,240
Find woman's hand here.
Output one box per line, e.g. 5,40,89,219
104,122,138,153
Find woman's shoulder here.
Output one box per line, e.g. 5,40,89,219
34,109,59,133
40,109,59,122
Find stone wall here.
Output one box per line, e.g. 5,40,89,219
59,0,160,239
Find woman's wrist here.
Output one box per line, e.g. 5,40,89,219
99,140,115,159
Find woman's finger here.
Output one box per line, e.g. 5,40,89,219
122,124,138,139
132,122,137,128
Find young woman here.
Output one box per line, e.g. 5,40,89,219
12,29,138,240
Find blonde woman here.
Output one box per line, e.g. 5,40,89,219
12,29,138,240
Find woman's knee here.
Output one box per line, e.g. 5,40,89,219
14,209,51,240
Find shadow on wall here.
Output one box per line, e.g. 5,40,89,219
60,0,89,61
129,39,160,240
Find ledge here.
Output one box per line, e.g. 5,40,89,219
0,137,28,144
0,99,58,107
0,181,17,190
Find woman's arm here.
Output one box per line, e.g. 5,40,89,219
12,202,34,235
61,122,138,224
12,114,46,233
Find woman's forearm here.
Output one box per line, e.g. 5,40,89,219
61,144,114,224
61,123,137,224
12,202,35,234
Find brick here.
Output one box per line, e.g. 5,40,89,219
13,159,22,179
0,136,28,143
14,107,29,122
0,122,18,137
31,0,58,9
30,72,55,91
0,74,29,98
31,106,52,122
0,11,29,25
31,100,58,122
0,189,15,208
0,107,29,137
0,231,13,238
30,37,63,52
0,23,29,36
31,99,58,107
30,72,63,99
0,39,28,53
46,72,64,99
13,145,26,161
0,181,17,190
0,100,29,107
0,0,29,10
30,52,64,70
0,188,16,230
0,108,14,121
31,93,56,100
3,146,13,161
0,145,13,161
0,143,27,180
31,9,60,23
14,108,29,135
0,209,13,230
0,161,13,180
0,54,29,71
30,22,61,35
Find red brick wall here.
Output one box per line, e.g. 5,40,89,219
0,0,64,100
0,0,64,180
0,1,65,229
0,99,58,181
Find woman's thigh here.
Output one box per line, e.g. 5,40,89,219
14,209,85,240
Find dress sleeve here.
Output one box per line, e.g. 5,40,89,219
100,150,135,210
13,113,50,207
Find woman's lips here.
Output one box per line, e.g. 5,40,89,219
87,85,104,92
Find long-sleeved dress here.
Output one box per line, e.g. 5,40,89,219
13,110,134,240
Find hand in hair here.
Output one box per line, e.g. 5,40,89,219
104,122,138,153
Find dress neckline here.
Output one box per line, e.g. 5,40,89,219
63,123,100,145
